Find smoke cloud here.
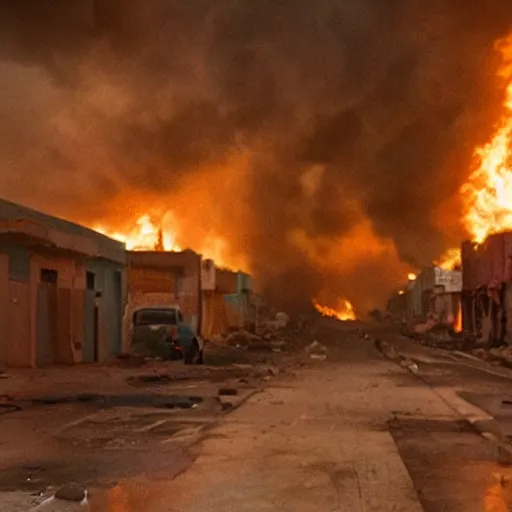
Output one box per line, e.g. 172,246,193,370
1,0,512,313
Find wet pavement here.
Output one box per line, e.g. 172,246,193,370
3,322,512,510
0,342,285,511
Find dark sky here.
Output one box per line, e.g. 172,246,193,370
1,0,512,312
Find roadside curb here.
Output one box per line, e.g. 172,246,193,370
375,337,512,460
449,351,512,381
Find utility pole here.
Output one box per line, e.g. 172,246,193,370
155,227,164,251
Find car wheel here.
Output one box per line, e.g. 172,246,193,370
184,339,203,365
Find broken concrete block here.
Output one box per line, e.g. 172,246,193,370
55,484,86,502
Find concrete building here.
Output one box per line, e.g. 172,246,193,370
124,250,202,349
201,264,253,340
0,198,125,368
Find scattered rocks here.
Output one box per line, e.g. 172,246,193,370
55,484,86,502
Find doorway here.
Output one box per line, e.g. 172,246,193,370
84,271,99,363
36,269,58,366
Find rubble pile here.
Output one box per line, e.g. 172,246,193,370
472,346,512,369
401,320,475,351
221,314,292,352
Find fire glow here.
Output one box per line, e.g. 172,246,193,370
95,215,182,252
461,35,512,244
435,248,461,271
313,299,356,322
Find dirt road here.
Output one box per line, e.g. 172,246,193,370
3,321,512,511
83,321,511,511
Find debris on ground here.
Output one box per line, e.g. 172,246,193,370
309,354,327,361
223,328,288,352
305,340,327,356
225,330,265,349
471,346,512,369
54,484,87,502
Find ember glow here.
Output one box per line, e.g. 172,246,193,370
454,307,463,333
461,35,512,244
313,299,356,322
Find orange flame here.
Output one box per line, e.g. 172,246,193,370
435,247,461,270
312,298,356,321
462,35,512,243
454,307,462,333
95,214,182,252
93,212,247,272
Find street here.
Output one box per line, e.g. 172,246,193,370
1,320,511,511
3,1,512,510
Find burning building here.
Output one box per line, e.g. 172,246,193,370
403,266,462,328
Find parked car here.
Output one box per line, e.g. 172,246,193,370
131,305,204,364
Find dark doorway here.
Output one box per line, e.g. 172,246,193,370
84,271,99,363
86,271,95,290
93,303,99,362
37,268,58,366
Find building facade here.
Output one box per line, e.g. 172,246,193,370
404,266,462,327
0,199,125,368
201,264,254,340
461,233,512,345
123,250,202,350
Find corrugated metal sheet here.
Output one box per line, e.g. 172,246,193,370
504,233,512,282
487,233,506,283
461,232,512,290
462,241,477,290
475,243,491,288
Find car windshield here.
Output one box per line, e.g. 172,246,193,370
133,309,178,326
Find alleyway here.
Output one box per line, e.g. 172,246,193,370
77,322,512,511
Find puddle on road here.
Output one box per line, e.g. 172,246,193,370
87,478,177,512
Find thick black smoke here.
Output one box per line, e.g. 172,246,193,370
1,1,512,312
